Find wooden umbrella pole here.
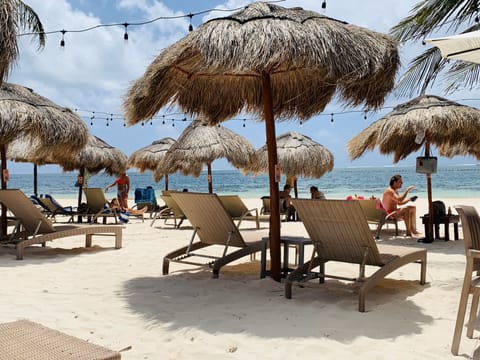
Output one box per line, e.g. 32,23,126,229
165,174,169,191
425,141,434,241
77,166,84,223
1,144,6,236
207,161,213,194
33,164,38,196
262,71,281,282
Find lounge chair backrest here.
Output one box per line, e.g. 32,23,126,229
170,192,246,247
218,195,250,218
358,199,386,222
84,188,109,213
293,199,384,265
161,194,184,216
0,189,55,234
455,205,480,256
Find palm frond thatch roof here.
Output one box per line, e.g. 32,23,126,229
0,82,88,152
57,135,127,176
244,131,334,178
127,137,176,173
7,134,127,176
154,120,256,181
347,94,480,162
124,2,399,125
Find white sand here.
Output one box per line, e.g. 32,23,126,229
0,197,479,359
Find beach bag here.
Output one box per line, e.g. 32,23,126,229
118,211,130,224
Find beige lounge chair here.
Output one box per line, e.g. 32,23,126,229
451,205,480,355
164,192,268,278
83,188,118,224
218,195,269,229
285,199,427,312
150,191,186,228
0,189,122,260
358,199,399,238
37,194,77,223
0,319,121,359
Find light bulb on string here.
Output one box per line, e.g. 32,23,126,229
123,23,129,41
172,119,175,127
364,111,367,120
60,29,66,48
90,112,95,126
242,119,246,128
321,1,326,9
188,13,193,32
162,115,165,125
141,121,144,126
330,113,334,123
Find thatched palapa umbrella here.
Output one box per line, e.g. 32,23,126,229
0,82,88,233
127,137,176,190
244,131,334,198
55,134,127,216
123,2,399,281
154,120,255,193
347,94,480,242
6,134,126,210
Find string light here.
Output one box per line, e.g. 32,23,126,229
123,23,129,41
321,1,326,10
188,14,193,32
60,30,66,48
76,96,480,128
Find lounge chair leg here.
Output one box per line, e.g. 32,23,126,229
467,292,480,338
451,270,473,355
85,234,92,247
162,258,170,275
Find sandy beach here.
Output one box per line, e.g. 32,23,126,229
1,196,479,359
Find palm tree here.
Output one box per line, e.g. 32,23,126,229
0,0,45,82
390,0,480,97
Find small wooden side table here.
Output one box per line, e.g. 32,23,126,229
260,236,312,278
421,214,460,241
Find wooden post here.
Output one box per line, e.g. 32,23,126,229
262,71,281,282
207,162,213,194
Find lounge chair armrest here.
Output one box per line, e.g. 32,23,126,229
385,211,398,220
468,249,480,258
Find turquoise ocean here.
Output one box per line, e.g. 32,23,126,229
7,164,480,201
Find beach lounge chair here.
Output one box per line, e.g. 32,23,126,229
134,186,159,217
218,195,269,229
451,205,480,355
358,198,399,239
285,199,427,312
83,188,118,224
0,189,122,260
163,192,268,278
260,195,288,220
36,194,77,223
150,191,186,228
0,319,121,359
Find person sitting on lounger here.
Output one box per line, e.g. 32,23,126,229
310,186,326,200
382,174,420,237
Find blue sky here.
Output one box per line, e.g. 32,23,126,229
8,0,480,175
